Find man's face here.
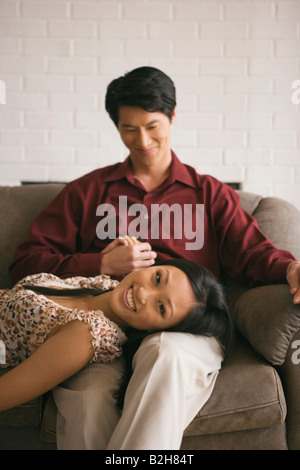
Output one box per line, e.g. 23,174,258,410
117,106,175,170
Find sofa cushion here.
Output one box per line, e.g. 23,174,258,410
252,196,300,261
184,337,286,437
237,190,262,216
182,424,288,450
234,284,300,366
0,184,64,288
0,399,42,427
0,368,43,427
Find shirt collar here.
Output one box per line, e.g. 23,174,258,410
102,156,134,184
103,151,198,190
168,151,198,189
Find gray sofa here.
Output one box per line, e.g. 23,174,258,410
0,183,300,450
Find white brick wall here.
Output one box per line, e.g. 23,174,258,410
0,0,299,210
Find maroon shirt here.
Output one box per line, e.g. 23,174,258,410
10,152,295,285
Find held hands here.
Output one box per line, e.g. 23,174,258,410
100,236,157,276
287,261,300,304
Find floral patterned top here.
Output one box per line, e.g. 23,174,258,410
0,273,127,369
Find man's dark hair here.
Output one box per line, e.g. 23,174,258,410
105,66,177,127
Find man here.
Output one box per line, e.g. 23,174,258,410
10,67,300,450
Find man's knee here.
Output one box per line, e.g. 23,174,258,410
139,331,179,354
138,331,198,355
133,332,188,371
133,332,223,373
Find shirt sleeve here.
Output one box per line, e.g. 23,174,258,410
73,310,127,364
214,184,296,285
9,183,104,284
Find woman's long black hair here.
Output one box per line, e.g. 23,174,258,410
24,259,233,410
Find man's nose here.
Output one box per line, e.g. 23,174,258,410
137,130,151,148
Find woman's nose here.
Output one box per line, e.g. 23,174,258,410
136,286,149,305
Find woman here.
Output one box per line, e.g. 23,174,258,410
0,248,233,413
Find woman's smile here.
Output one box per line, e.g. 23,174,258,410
123,286,136,312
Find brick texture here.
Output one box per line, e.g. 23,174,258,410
0,0,299,210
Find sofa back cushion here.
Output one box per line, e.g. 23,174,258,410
0,184,64,288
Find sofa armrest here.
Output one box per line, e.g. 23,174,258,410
233,284,300,366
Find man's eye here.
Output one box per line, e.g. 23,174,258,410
158,301,166,317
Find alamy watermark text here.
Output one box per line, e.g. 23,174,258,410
96,196,204,250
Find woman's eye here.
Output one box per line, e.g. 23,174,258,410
158,301,166,317
155,272,165,316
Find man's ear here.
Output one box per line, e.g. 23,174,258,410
171,108,176,124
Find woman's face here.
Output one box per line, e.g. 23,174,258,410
109,265,197,331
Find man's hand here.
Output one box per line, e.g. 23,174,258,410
101,235,137,254
100,236,157,276
287,261,300,304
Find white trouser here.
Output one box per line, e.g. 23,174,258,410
52,332,223,450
